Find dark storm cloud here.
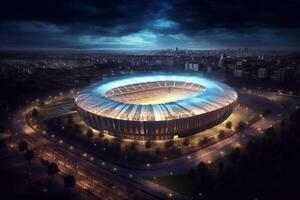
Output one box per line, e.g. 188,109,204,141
0,0,166,36
168,0,300,34
0,0,299,49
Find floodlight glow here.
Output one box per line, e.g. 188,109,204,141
75,73,238,140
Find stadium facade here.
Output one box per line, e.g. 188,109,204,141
75,74,238,140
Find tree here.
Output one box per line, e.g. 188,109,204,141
217,161,224,175
47,162,59,176
182,138,190,146
86,128,94,138
103,138,109,147
64,175,76,188
129,142,138,151
145,140,151,149
0,139,6,150
24,149,35,163
218,130,226,139
188,168,196,179
67,115,74,125
111,139,121,152
236,121,246,132
197,162,211,196
98,132,104,138
73,124,81,135
155,147,161,156
18,141,28,152
229,147,241,163
201,137,209,146
0,124,5,133
197,139,202,147
226,121,233,129
164,140,174,149
280,120,286,128
32,108,39,117
197,162,208,175
126,187,135,199
40,158,50,166
31,180,44,193
265,126,275,136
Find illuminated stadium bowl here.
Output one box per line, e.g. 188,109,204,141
74,74,238,140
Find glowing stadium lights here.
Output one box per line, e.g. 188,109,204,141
75,74,238,140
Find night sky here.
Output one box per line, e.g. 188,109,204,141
0,0,300,50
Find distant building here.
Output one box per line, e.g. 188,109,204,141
218,53,227,68
236,60,247,68
275,59,281,65
257,68,267,79
296,66,300,82
270,70,281,81
234,69,243,77
258,55,264,60
185,62,199,71
280,67,295,81
207,66,212,73
270,67,295,81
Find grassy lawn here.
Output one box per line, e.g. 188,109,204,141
148,157,229,197
188,104,258,144
151,175,195,196
37,97,75,121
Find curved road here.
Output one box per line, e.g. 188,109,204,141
11,90,300,199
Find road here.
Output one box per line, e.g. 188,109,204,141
12,107,188,200
10,90,300,199
135,90,299,175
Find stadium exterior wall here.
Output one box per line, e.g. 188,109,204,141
75,100,237,140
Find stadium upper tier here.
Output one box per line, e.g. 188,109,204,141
75,74,238,121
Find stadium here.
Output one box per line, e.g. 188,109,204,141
74,74,238,140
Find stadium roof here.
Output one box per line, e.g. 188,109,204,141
74,74,238,121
